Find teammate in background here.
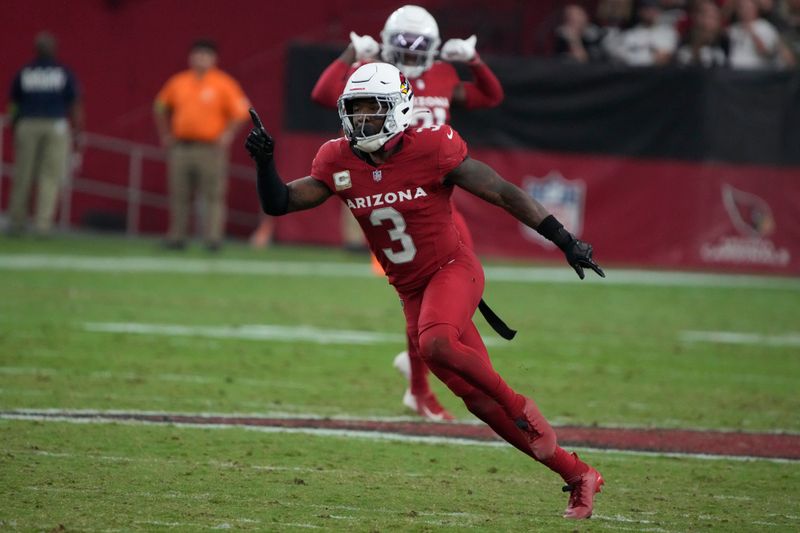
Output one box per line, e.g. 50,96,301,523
308,4,505,421
7,32,83,237
245,62,605,519
154,39,250,252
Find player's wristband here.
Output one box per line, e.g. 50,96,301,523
256,158,289,216
536,215,574,251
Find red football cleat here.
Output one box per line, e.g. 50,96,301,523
402,389,455,422
562,460,604,519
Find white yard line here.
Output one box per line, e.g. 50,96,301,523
594,514,676,532
5,403,799,434
134,520,263,530
1,254,797,290
81,321,506,347
680,330,800,348
0,403,445,423
598,525,674,533
82,321,404,346
2,410,797,464
0,366,309,391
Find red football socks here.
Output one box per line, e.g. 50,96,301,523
407,347,431,396
543,448,590,482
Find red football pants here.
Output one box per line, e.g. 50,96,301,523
405,207,473,396
397,246,533,451
398,246,590,479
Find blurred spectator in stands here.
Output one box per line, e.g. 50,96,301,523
675,0,731,65
659,0,691,27
6,32,83,237
755,0,787,26
554,4,609,62
604,0,680,65
722,0,797,30
596,0,635,30
727,0,795,68
154,39,250,252
776,0,800,63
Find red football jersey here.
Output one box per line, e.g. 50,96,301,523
312,126,468,291
407,61,461,126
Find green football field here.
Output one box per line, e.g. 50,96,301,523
1,234,799,532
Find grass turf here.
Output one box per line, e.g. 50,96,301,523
1,233,799,531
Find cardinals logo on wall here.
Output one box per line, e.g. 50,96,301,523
520,171,586,248
701,184,789,267
722,184,775,238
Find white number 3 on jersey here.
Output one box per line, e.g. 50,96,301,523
370,207,417,264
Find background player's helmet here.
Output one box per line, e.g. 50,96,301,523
338,63,415,153
380,5,441,79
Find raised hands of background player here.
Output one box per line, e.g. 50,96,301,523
244,108,274,167
441,35,477,62
563,238,605,280
349,31,380,61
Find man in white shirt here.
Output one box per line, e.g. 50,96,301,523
604,0,679,66
728,0,782,69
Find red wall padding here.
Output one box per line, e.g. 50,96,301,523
276,133,800,275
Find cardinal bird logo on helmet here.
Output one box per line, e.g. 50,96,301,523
399,72,412,96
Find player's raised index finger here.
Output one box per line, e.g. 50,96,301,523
249,108,264,129
591,262,606,278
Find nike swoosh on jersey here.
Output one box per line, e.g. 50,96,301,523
446,129,454,140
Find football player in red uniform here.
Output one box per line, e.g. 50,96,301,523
245,63,605,520
311,5,503,123
310,5,504,421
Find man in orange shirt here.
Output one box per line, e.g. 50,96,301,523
154,39,250,251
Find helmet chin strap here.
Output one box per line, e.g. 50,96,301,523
354,131,403,154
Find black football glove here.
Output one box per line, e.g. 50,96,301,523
244,108,274,166
563,238,605,280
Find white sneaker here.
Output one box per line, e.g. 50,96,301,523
402,388,455,421
394,351,455,421
402,388,419,411
392,350,411,381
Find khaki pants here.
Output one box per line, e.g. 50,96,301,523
9,118,71,233
167,142,227,244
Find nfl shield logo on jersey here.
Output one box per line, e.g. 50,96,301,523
372,170,383,182
520,171,586,248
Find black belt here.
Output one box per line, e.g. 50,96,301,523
478,298,517,340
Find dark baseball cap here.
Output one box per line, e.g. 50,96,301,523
190,38,218,53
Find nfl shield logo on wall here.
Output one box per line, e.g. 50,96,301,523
521,171,586,248
372,170,383,182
